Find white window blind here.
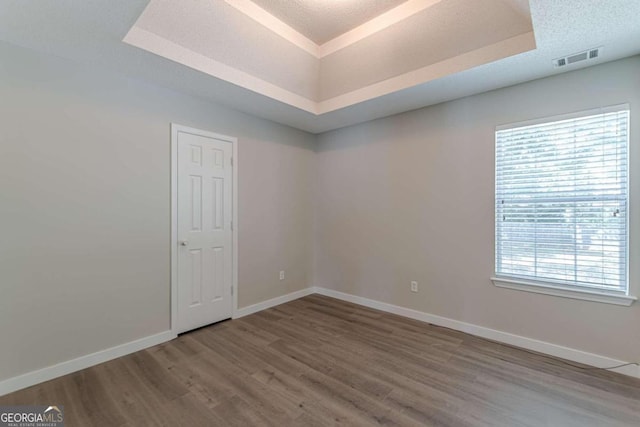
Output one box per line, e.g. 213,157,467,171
495,106,629,294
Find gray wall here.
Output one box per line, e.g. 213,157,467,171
315,56,640,362
2,37,639,385
0,42,315,381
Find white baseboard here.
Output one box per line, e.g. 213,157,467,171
3,284,637,397
0,330,176,397
0,287,316,397
234,287,315,319
313,286,640,379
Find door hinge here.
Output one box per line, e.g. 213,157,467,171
230,156,233,167
231,286,234,296
230,220,233,231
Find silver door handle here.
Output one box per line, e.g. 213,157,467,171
180,240,189,247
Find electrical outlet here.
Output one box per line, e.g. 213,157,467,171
279,270,285,281
411,281,418,292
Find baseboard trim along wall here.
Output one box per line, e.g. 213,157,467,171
3,284,638,397
0,287,315,397
0,330,176,397
234,287,316,319
312,286,640,379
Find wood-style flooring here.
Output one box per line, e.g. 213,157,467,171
2,294,640,426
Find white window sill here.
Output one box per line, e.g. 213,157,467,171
491,277,637,306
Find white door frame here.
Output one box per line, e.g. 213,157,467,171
170,123,238,335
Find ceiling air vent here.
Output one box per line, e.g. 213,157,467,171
554,47,601,68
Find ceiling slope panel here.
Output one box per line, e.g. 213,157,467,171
129,0,319,102
319,0,534,100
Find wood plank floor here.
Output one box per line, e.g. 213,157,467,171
2,294,640,426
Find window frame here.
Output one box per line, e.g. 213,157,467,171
491,105,636,306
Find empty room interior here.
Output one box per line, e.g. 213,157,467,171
2,0,640,425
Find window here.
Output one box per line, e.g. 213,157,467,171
493,105,633,304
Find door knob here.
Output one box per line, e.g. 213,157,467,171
180,240,189,247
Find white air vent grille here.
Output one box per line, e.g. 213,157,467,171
568,52,588,64
554,47,601,67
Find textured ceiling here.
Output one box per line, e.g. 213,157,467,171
250,0,408,44
133,0,319,100
1,1,640,133
124,0,535,114
319,0,533,100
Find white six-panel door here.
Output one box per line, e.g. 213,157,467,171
174,126,233,334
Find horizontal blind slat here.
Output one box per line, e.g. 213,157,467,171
495,108,629,292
